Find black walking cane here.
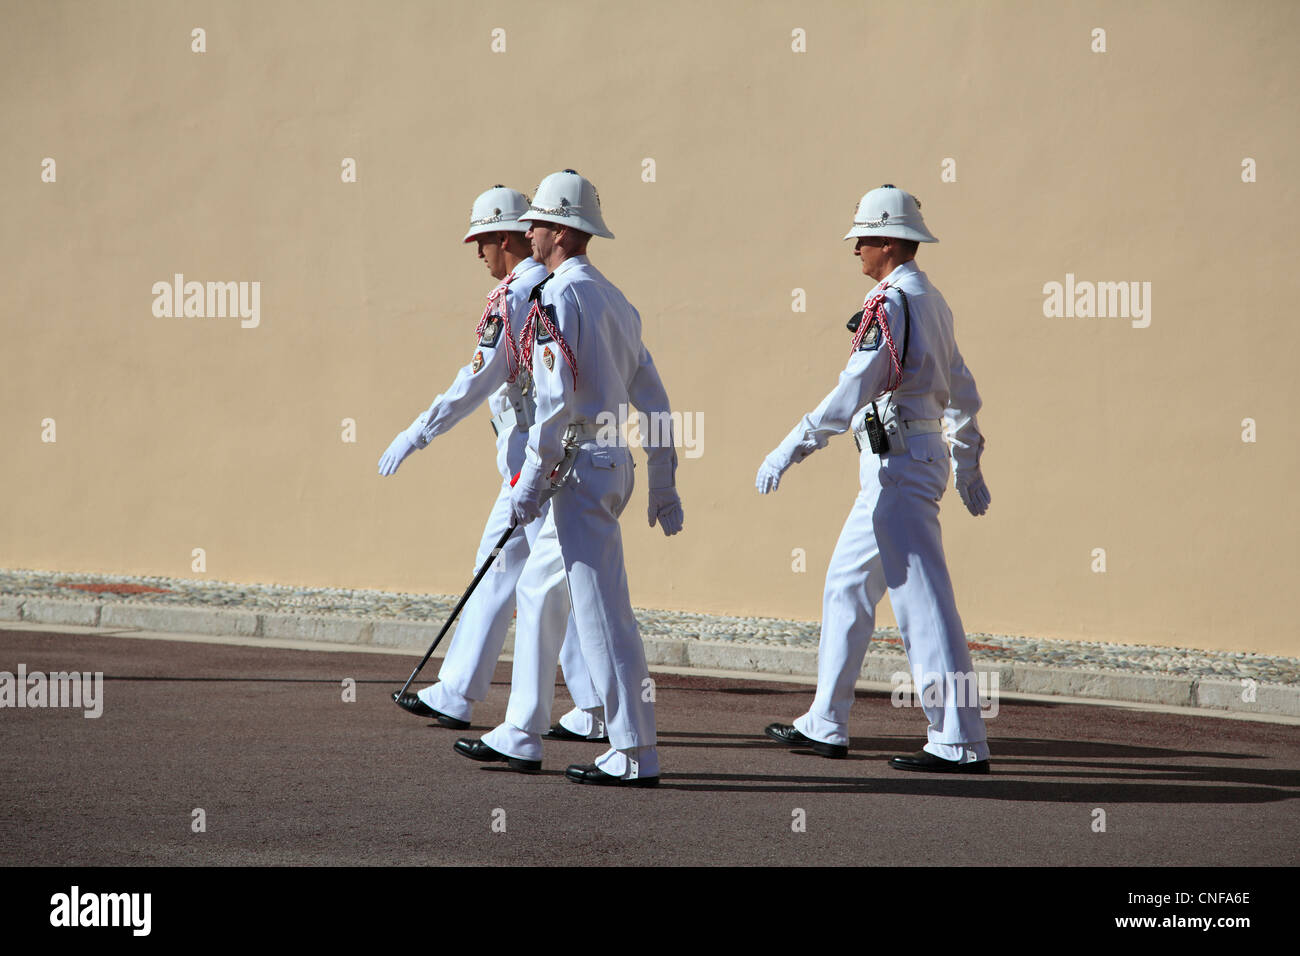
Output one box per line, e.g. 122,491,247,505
391,518,519,704
391,442,578,706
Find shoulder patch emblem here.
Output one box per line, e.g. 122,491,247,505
542,346,555,372
479,316,502,348
856,320,882,351
535,305,555,343
471,350,484,373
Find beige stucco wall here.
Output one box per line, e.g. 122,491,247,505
2,0,1297,654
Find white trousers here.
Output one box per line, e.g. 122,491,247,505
794,431,989,759
485,443,657,773
419,474,600,722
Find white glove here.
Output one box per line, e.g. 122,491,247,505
956,473,992,517
648,487,684,536
510,465,546,527
378,432,417,476
755,448,794,495
756,421,827,495
646,459,683,536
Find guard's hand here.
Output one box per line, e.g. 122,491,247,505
956,473,991,517
510,466,545,526
755,451,791,495
648,487,684,536
378,432,417,476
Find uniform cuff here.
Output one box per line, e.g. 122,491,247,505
647,459,676,490
405,410,433,449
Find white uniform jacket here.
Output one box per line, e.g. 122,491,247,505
407,257,549,480
775,260,984,480
519,255,676,489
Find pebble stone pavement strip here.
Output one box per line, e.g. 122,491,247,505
1,567,1297,688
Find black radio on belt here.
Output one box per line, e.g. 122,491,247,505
861,401,889,454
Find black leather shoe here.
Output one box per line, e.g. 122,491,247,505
763,723,848,759
564,763,659,788
543,723,610,743
453,738,541,773
889,749,990,775
392,691,470,730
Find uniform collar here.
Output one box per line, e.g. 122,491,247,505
868,259,919,296
510,256,540,278
553,254,590,278
883,260,919,285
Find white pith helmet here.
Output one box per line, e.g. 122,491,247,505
843,184,938,243
519,169,614,239
463,185,532,243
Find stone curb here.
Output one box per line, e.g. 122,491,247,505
2,598,1295,719
18,599,102,627
0,595,30,622
99,603,260,638
261,614,372,645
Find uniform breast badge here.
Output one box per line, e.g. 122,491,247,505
479,317,502,348
472,350,484,373
535,308,555,343
859,321,881,350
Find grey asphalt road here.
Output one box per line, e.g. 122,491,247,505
1,627,1296,866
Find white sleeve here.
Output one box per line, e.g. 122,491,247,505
772,303,898,463
943,342,985,478
406,315,511,448
627,343,678,488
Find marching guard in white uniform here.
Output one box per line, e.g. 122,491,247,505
757,185,994,773
453,170,684,787
378,185,606,742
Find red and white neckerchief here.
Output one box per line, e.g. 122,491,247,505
519,299,578,387
475,272,525,382
850,280,904,393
